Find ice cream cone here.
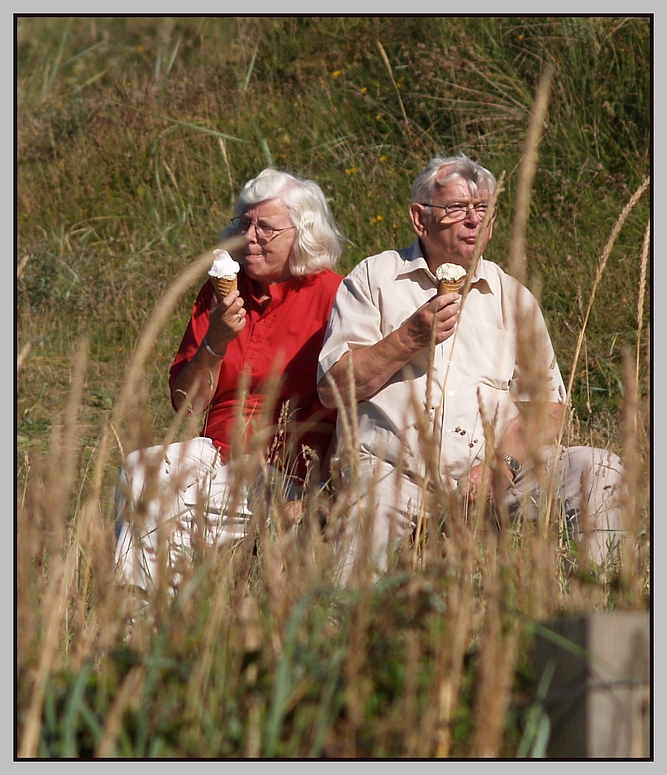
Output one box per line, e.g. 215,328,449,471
209,249,240,299
212,275,237,299
438,277,465,295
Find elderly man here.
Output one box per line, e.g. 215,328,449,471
317,154,625,582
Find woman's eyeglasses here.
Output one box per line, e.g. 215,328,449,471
230,217,294,240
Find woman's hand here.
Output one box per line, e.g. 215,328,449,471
171,289,247,414
205,289,247,356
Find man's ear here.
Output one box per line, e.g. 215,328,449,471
409,203,426,236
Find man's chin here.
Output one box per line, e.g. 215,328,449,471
460,242,487,261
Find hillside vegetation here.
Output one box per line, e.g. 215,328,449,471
16,16,650,759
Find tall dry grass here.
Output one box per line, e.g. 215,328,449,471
16,16,650,759
17,110,650,765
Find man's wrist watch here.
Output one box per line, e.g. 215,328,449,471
501,454,521,481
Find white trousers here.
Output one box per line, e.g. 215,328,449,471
336,445,626,583
113,438,300,592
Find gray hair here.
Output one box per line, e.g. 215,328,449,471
220,168,343,276
411,154,497,204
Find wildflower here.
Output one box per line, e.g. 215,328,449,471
360,86,368,94
379,155,388,163
332,70,342,79
370,215,384,225
346,167,357,176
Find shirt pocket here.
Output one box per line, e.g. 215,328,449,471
461,323,515,391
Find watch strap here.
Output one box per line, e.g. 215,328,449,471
501,454,521,481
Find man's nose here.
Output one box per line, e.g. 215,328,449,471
464,204,483,224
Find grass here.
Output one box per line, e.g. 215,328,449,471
16,16,650,758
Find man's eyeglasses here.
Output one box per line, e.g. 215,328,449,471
230,217,294,240
419,202,497,223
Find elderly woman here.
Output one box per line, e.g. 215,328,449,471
114,168,343,592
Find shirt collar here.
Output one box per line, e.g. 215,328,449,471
397,238,493,292
241,269,305,307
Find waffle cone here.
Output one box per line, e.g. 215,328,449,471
438,277,465,295
212,275,237,299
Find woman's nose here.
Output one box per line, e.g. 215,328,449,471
244,222,260,241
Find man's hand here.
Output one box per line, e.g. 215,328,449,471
402,292,460,350
457,460,514,505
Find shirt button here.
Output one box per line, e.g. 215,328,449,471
448,390,456,396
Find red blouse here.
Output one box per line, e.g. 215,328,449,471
169,267,343,482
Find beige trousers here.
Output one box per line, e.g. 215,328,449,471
335,445,625,583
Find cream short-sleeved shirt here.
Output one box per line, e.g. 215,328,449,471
318,239,566,487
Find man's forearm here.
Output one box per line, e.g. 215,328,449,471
498,401,565,464
318,328,420,408
460,402,565,502
319,293,461,408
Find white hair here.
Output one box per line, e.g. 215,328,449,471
220,168,343,276
411,153,497,204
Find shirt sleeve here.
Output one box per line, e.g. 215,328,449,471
509,286,567,405
168,282,214,405
318,260,384,383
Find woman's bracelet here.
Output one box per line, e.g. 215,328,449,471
202,336,224,359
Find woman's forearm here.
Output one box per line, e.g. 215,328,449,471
171,344,225,415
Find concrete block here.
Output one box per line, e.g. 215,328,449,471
532,611,650,758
